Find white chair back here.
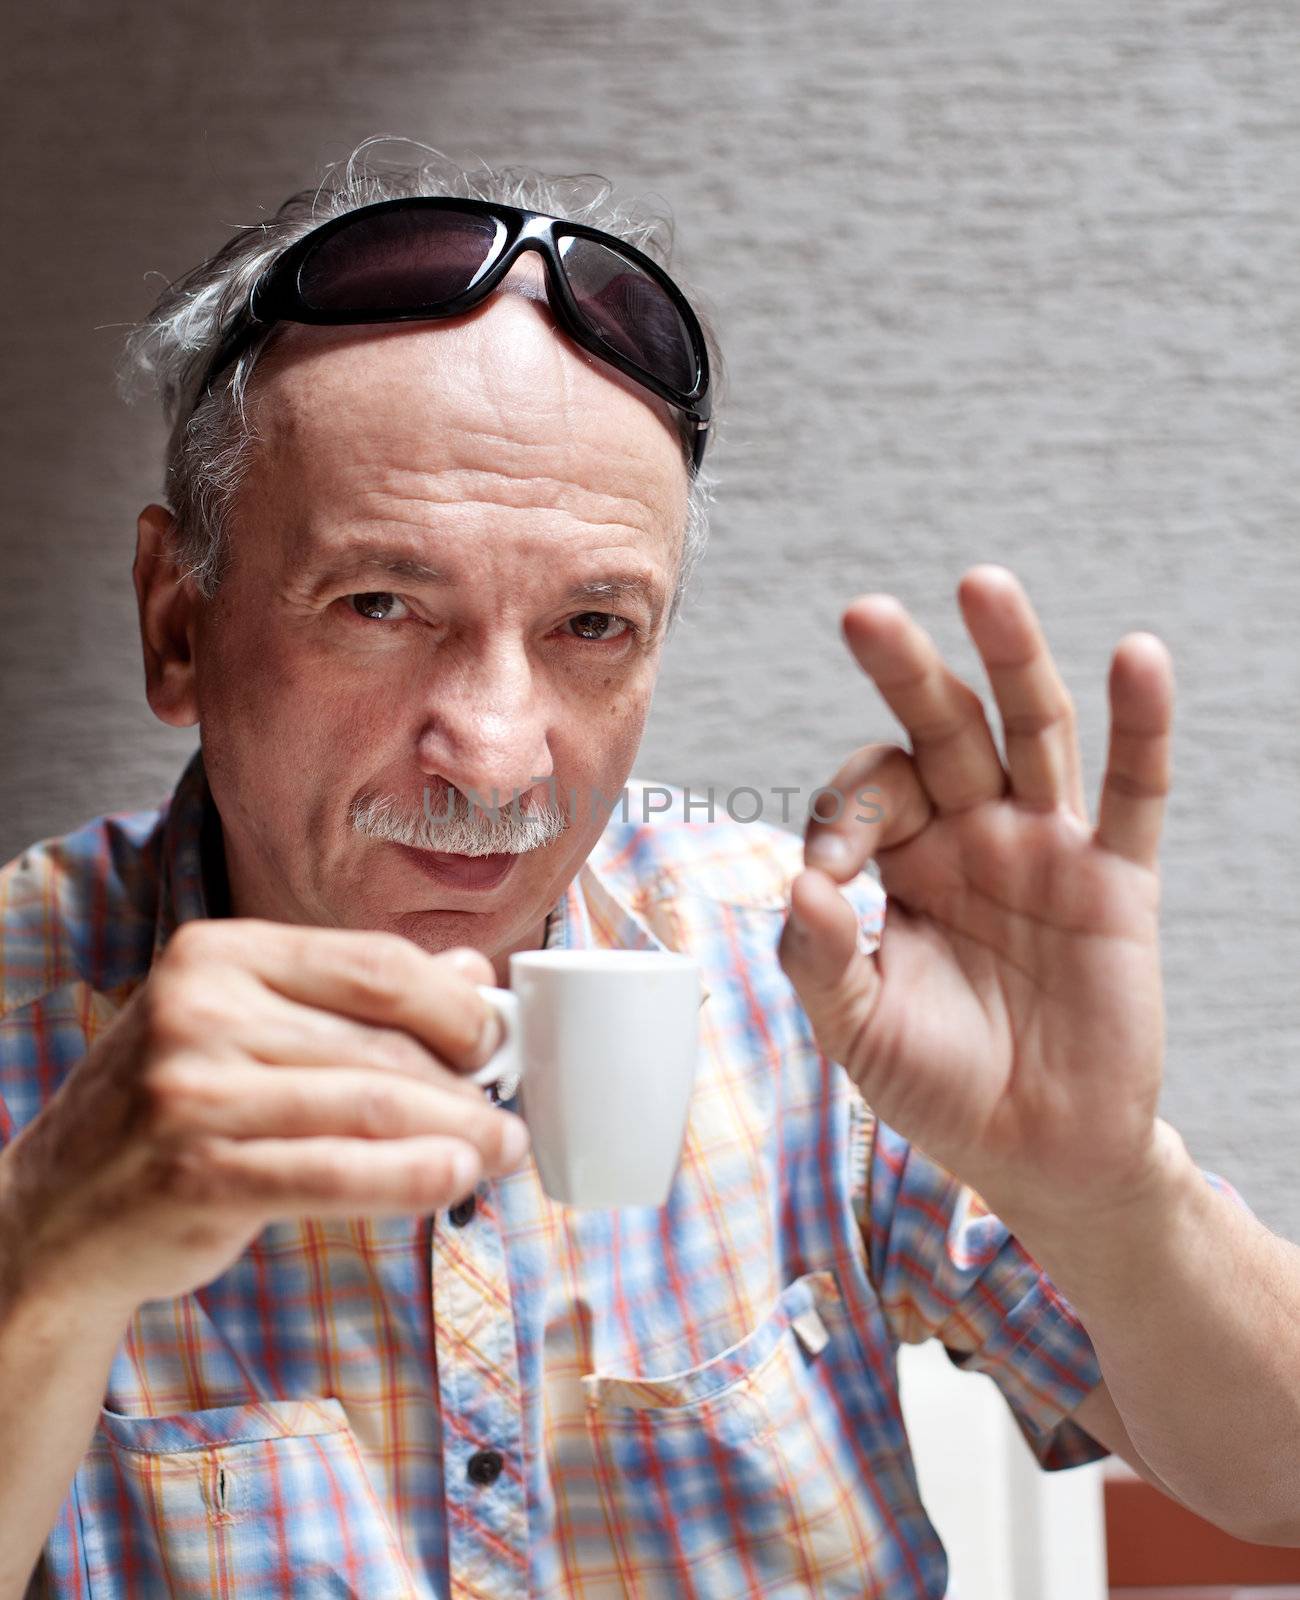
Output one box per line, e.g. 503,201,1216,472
897,1339,1108,1600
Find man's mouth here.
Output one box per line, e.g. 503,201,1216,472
392,843,519,892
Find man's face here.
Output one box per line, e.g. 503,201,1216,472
153,263,688,974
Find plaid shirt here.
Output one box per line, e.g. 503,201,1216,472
3,751,1110,1599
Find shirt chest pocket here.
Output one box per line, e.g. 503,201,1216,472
78,1397,421,1599
578,1270,906,1600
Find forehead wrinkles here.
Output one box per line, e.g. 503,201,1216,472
250,296,661,451
248,417,675,549
341,456,672,538
245,328,685,537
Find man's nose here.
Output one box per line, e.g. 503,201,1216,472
413,644,554,806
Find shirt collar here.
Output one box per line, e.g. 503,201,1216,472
545,855,670,955
154,747,228,962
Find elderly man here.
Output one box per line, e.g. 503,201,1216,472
1,144,1298,1600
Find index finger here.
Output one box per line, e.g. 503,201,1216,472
842,594,1008,816
165,921,501,1072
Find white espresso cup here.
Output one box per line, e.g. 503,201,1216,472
472,949,701,1208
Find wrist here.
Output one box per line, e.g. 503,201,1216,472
994,1120,1209,1314
0,1266,135,1356
0,1155,137,1341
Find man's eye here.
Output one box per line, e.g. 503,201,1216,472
348,592,409,622
565,612,630,641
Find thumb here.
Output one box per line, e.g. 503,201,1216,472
778,868,881,1068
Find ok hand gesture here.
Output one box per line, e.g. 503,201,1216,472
779,565,1177,1227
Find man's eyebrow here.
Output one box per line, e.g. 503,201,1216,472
564,576,664,620
300,546,451,597
299,546,666,622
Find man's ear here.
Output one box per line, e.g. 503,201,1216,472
134,504,202,728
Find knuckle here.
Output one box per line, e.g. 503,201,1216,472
177,986,230,1040
338,936,413,1011
144,1135,233,1206
140,974,226,1053
137,975,196,1052
352,1078,406,1139
955,682,987,720
275,922,330,973
368,1027,434,1078
159,920,209,971
877,744,914,776
169,917,275,968
837,741,899,786
161,918,241,973
303,1146,352,1195
843,744,912,795
1004,696,1075,740
137,1060,210,1137
441,1022,482,1073
1105,768,1166,802
437,984,490,1065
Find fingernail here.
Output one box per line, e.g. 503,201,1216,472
807,835,851,873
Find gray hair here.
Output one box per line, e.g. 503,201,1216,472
119,136,722,629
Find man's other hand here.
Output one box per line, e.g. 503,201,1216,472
778,563,1178,1231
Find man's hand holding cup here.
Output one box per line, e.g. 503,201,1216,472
0,920,528,1326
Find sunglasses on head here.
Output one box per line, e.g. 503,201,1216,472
200,195,713,472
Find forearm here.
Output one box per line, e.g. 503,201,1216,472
1006,1121,1300,1544
0,1284,129,1597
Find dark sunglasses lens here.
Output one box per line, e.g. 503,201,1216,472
559,237,698,394
297,208,503,313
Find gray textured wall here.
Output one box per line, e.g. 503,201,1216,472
3,3,1298,1238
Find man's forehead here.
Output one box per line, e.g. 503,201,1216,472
252,273,680,464
241,300,688,559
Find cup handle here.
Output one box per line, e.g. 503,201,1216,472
470,985,523,1098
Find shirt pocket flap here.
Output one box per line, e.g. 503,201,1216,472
81,1397,418,1598
96,1396,346,1454
582,1269,841,1414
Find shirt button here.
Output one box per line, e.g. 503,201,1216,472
448,1195,476,1227
466,1448,504,1486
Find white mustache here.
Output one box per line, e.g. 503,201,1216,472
349,785,569,856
